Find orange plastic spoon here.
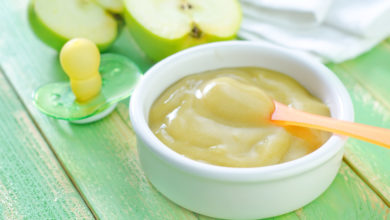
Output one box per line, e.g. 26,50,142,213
271,101,390,149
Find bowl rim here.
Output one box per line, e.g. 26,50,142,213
129,41,354,182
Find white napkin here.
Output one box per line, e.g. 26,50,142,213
326,0,390,38
239,0,390,63
241,0,334,28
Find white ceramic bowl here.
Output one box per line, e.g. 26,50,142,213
129,41,354,219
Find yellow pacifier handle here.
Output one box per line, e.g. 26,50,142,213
60,38,102,102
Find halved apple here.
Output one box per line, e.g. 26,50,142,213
123,0,242,61
29,0,118,51
93,0,124,13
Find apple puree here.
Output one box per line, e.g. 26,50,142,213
149,67,331,167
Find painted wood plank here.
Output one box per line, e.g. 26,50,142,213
0,0,196,219
195,163,390,220
328,43,390,205
279,162,389,220
0,70,93,219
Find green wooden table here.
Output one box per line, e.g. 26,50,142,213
0,0,389,219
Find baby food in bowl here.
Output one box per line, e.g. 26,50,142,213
129,41,353,219
149,67,331,167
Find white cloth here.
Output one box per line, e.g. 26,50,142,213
239,0,390,63
241,0,334,28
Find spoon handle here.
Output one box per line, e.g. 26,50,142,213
271,101,390,149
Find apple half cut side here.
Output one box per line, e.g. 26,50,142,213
123,0,242,61
93,0,124,13
28,0,118,51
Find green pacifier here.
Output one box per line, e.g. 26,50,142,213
33,38,142,123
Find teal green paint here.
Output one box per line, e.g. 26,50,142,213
329,55,390,204
0,71,93,219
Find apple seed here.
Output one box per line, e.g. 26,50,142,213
190,24,202,38
180,2,193,10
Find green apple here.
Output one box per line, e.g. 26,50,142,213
28,0,118,51
123,0,242,61
93,0,124,13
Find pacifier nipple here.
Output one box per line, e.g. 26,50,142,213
33,40,142,122
60,38,102,102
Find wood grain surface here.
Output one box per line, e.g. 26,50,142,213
0,70,93,219
195,163,389,220
0,0,389,219
328,43,390,205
